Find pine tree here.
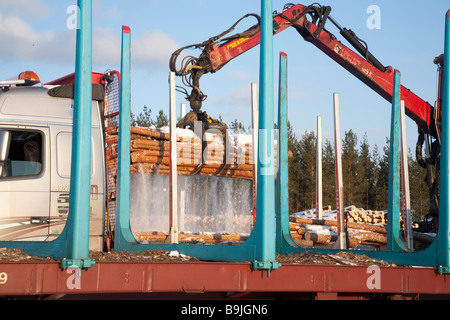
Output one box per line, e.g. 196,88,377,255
287,122,302,213
322,140,335,209
131,105,153,127
408,150,428,220
358,133,376,209
297,131,316,210
229,119,247,134
374,138,390,210
342,130,359,207
154,109,168,128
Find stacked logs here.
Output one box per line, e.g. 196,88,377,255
345,206,387,225
289,205,388,248
134,231,249,245
294,205,387,225
107,126,258,180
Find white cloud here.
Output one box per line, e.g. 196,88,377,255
0,13,61,62
132,29,180,67
92,27,121,65
0,0,50,18
92,27,180,68
0,13,180,70
207,84,254,125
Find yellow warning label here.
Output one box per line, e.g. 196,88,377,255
227,37,250,50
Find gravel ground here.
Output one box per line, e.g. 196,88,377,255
276,251,397,267
0,248,55,262
0,247,395,267
0,248,198,263
89,249,199,262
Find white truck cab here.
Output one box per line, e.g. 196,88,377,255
0,71,106,251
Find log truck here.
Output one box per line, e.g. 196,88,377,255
170,3,443,229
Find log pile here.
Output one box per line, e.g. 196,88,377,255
345,206,387,225
134,231,249,245
107,126,258,180
289,205,389,248
294,205,387,226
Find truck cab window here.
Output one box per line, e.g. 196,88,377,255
4,130,43,177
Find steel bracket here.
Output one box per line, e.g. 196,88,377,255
61,258,96,270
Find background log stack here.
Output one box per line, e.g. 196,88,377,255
289,205,389,248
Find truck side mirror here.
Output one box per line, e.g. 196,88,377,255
0,130,11,177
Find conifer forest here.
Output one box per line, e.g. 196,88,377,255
132,106,430,222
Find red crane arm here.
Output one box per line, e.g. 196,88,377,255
172,3,436,135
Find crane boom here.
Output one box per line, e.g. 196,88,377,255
170,3,436,136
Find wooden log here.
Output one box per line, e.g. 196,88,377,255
134,231,168,241
131,148,202,159
105,135,118,144
106,126,119,134
348,230,387,244
293,239,314,247
290,231,303,240
305,230,338,244
297,227,306,236
131,139,202,152
130,164,254,180
347,237,360,249
131,126,170,140
130,153,202,166
290,232,318,247
132,139,168,150
135,231,250,244
289,216,387,234
289,223,300,231
130,162,253,174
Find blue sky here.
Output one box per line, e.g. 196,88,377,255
0,0,449,153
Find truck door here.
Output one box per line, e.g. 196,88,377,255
49,122,105,251
0,126,51,241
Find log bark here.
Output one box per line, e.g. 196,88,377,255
348,230,387,245
135,231,249,244
289,216,387,234
305,230,338,244
130,163,254,180
130,126,170,140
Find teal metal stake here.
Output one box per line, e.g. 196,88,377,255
116,25,138,245
387,71,407,252
273,10,450,271
61,0,95,269
113,26,257,261
253,0,280,273
276,52,296,251
438,10,450,273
